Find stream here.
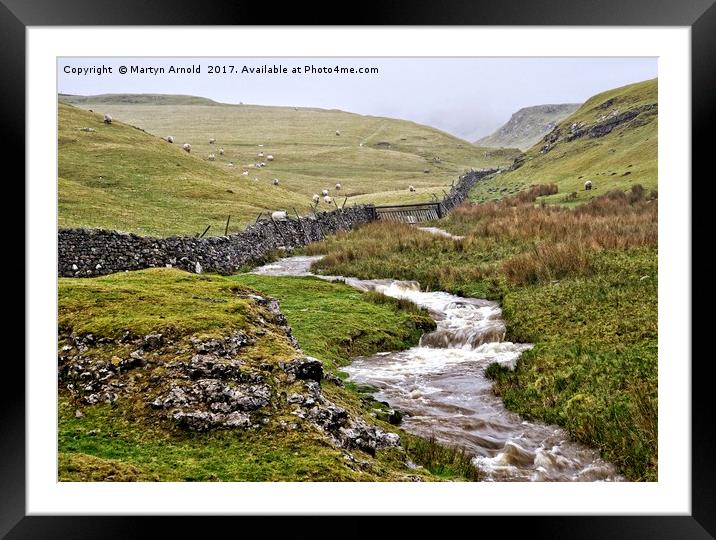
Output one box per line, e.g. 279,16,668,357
253,239,621,481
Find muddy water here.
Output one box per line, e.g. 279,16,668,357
253,252,621,482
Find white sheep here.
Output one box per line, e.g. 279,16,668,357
258,152,264,158
324,195,332,204
584,180,593,191
261,162,266,167
267,155,274,161
408,185,415,192
208,154,216,161
103,114,113,124
242,171,249,176
335,130,340,136
182,143,192,153
209,138,216,144
312,194,320,204
335,183,342,191
258,144,264,147
219,148,225,155
321,189,329,196
166,135,174,143
228,162,234,167
273,178,280,186
271,211,288,221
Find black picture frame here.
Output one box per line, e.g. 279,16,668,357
6,0,712,536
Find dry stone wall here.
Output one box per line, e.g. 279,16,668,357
58,169,498,278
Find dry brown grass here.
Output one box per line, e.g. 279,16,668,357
447,185,658,285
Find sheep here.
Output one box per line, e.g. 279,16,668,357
273,178,280,186
584,180,593,191
266,155,274,161
312,194,320,204
271,211,288,221
335,130,340,136
228,162,234,167
182,143,192,153
208,154,216,161
408,185,415,192
258,152,264,158
166,135,174,143
261,162,267,167
324,195,332,204
103,114,113,124
335,183,342,191
321,189,329,196
219,148,225,155
242,171,249,176
209,138,216,144
258,144,264,147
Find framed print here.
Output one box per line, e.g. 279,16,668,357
7,0,713,536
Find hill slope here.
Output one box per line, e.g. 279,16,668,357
475,103,580,151
59,95,519,233
60,93,221,106
470,79,657,204
58,103,309,236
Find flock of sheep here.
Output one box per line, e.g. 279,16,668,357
99,113,425,203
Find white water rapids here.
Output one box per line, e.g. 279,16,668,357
253,248,621,482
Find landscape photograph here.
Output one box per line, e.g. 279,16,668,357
57,57,658,483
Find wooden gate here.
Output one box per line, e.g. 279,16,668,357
373,202,443,223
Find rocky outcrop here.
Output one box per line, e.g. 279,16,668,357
59,301,402,453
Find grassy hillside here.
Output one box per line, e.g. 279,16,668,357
58,103,309,236
475,103,580,151
60,93,221,106
58,268,480,481
59,95,518,235
470,79,657,204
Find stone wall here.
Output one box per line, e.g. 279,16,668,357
58,168,498,278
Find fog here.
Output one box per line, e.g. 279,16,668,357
58,57,657,141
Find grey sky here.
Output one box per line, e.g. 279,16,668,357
58,57,657,141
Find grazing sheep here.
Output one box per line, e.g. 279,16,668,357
258,144,264,147
335,183,342,191
258,152,264,158
228,162,234,167
103,114,113,124
209,138,216,144
166,135,174,143
219,148,225,155
208,154,215,161
261,162,266,167
324,195,332,204
273,178,280,186
182,143,192,153
335,130,340,136
312,194,320,204
271,211,288,221
242,171,249,176
584,180,593,191
321,189,329,196
267,155,274,161
408,185,415,192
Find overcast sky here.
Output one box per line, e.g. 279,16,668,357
58,57,657,141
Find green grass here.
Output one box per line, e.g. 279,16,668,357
305,188,658,481
58,103,309,237
469,79,657,205
59,97,518,236
232,274,435,371
58,267,479,482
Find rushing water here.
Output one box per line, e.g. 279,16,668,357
253,247,621,482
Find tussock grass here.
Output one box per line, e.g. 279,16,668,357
403,435,482,481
